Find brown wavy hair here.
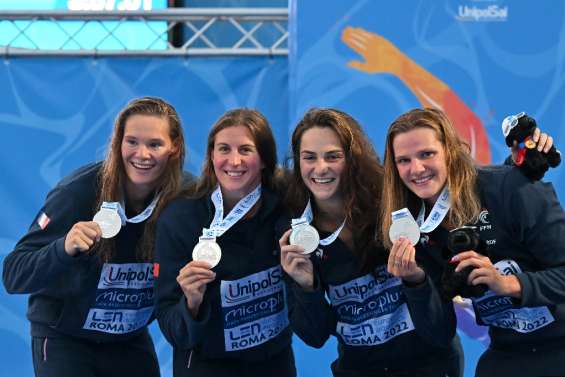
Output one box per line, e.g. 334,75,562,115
95,96,185,262
285,108,385,272
380,108,481,249
187,108,283,198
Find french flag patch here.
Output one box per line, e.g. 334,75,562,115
37,212,50,230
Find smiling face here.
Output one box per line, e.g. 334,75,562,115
212,125,264,203
121,114,177,199
299,127,346,207
392,127,448,205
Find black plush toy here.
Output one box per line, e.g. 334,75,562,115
441,226,488,301
502,112,561,181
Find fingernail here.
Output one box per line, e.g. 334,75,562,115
450,256,459,263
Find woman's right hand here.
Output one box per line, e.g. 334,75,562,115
64,221,101,257
388,237,426,284
177,261,216,318
279,229,314,291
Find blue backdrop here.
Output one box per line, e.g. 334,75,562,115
2,1,565,376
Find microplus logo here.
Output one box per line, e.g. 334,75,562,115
456,5,508,22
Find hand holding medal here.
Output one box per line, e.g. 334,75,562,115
64,221,102,256
279,228,315,290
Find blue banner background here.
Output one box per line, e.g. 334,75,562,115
2,0,565,376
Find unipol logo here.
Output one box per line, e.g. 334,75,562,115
456,4,508,22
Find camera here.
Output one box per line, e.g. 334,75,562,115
441,226,488,300
447,226,480,254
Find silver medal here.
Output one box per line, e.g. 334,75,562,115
389,216,420,246
290,224,320,254
93,208,122,239
192,240,222,268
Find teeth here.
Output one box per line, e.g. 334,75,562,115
414,176,431,184
226,171,244,177
312,178,333,184
132,161,153,169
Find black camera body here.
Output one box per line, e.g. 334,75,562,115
441,226,488,300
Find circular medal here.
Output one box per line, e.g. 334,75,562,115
192,240,222,268
93,208,122,239
525,139,536,149
389,217,420,246
290,224,320,254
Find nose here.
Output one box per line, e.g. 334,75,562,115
410,159,425,174
314,159,329,174
137,145,151,159
229,152,242,166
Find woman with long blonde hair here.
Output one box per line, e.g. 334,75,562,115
381,108,565,377
3,96,187,377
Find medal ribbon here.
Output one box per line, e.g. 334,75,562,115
102,193,160,226
292,199,345,246
204,184,262,239
415,185,451,233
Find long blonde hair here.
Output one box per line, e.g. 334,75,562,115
95,97,185,261
380,108,481,249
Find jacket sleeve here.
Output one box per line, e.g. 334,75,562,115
154,202,210,350
3,184,86,294
509,178,565,307
286,269,337,348
403,274,457,348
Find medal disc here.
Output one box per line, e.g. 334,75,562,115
93,208,122,239
192,240,222,268
389,217,420,246
290,224,320,254
525,139,536,149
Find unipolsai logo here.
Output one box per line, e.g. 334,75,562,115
456,3,508,22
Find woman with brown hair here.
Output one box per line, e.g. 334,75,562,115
279,108,461,377
3,96,187,377
154,108,295,377
381,108,565,377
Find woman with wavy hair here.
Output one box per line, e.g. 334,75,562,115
380,108,565,377
280,108,462,377
3,96,187,377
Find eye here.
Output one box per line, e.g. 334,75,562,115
149,141,163,149
239,146,255,155
421,151,436,159
216,145,230,153
124,138,137,147
395,157,409,165
325,152,344,162
300,153,316,161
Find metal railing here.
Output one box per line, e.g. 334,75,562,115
0,8,288,56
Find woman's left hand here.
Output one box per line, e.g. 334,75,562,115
453,251,522,298
512,127,554,161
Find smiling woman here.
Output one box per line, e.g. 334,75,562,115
154,108,296,377
2,97,187,377
380,107,565,377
